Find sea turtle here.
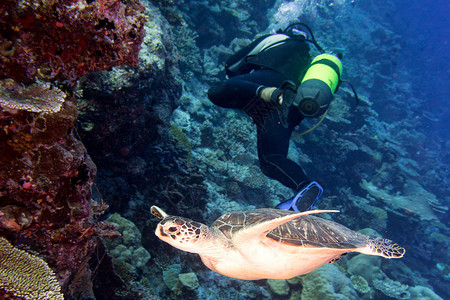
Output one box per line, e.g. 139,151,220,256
152,206,405,280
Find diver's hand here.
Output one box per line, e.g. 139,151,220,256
260,87,284,105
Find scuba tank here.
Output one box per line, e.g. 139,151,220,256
295,53,342,118
281,22,358,119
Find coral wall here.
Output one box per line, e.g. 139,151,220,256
0,84,101,289
0,0,146,297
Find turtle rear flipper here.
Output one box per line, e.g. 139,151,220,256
364,237,405,258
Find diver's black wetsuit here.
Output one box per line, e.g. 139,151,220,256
208,34,312,191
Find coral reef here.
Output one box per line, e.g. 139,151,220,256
266,279,289,296
299,264,358,299
0,79,66,113
0,237,63,300
169,122,193,164
178,272,200,291
104,213,151,271
361,178,442,221
172,0,274,48
162,264,182,292
0,0,440,299
373,277,410,299
76,1,209,245
0,0,147,298
0,84,101,287
0,0,146,84
0,83,125,297
409,285,443,300
350,275,371,295
346,254,384,282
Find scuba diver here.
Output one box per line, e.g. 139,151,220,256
208,23,357,212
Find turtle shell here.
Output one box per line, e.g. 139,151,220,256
211,208,368,248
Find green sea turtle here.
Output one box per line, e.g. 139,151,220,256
152,206,405,280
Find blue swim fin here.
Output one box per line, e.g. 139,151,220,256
276,181,323,212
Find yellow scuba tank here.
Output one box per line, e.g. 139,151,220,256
295,53,343,117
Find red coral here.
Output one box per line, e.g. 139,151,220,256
0,0,146,84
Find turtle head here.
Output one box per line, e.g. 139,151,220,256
155,215,210,254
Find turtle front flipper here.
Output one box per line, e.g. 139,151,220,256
151,205,168,220
364,237,405,258
232,209,339,248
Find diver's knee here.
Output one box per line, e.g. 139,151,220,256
208,84,229,107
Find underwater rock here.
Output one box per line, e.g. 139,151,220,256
300,264,358,299
409,285,443,300
104,213,151,270
179,272,200,290
361,179,438,220
162,264,182,292
346,254,384,282
350,275,371,295
267,279,290,296
373,277,410,299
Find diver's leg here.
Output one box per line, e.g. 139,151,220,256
207,70,285,109
257,113,308,190
257,113,323,211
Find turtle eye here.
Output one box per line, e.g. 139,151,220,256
168,226,178,233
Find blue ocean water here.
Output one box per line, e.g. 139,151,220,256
389,0,450,153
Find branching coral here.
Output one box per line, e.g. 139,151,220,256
0,79,66,113
0,237,64,300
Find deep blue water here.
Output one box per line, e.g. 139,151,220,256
391,0,450,139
